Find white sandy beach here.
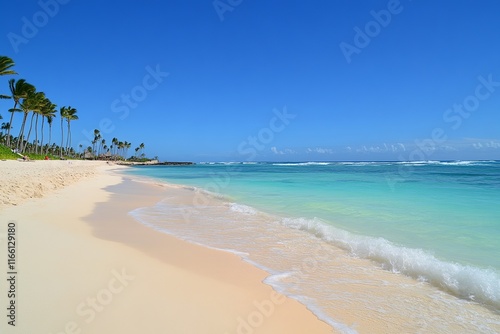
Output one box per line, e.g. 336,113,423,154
0,160,103,208
2,160,499,334
0,160,334,333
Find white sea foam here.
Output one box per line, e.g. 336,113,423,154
228,202,258,215
194,187,228,200
396,160,491,167
338,161,383,166
292,295,360,334
218,161,240,165
263,272,360,334
280,216,500,312
435,161,486,166
273,162,332,166
395,160,440,166
129,197,500,332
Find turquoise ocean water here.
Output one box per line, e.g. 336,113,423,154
125,161,500,331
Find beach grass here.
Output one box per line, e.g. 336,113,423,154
0,144,60,160
0,144,19,160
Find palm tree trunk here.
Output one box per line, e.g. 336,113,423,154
40,117,45,156
68,123,72,155
23,113,36,153
6,101,18,147
34,114,39,154
17,112,29,152
60,116,64,158
66,121,71,154
46,124,52,155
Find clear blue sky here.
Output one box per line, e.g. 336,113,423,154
1,0,499,162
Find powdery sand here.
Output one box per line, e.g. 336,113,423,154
0,161,334,333
0,160,105,208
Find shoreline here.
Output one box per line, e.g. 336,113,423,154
121,165,500,333
1,160,499,333
0,161,334,333
87,175,335,333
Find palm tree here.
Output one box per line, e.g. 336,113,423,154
0,120,9,142
111,137,118,156
64,107,78,154
22,91,46,153
0,57,18,130
16,90,44,152
46,115,54,155
33,97,51,154
139,142,145,156
92,129,101,157
0,56,17,76
59,106,68,158
40,99,56,155
125,141,131,158
0,115,4,142
100,138,106,157
117,141,124,158
5,79,35,147
1,121,10,136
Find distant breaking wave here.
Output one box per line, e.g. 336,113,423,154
272,162,332,166
197,161,499,168
395,160,495,167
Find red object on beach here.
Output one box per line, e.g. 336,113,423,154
44,156,49,160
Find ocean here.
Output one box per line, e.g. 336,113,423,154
124,161,500,333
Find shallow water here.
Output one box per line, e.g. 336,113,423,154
125,161,500,333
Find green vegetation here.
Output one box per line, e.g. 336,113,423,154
0,143,19,160
1,55,155,162
25,150,60,160
0,143,65,161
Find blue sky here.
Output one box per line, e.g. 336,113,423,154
1,0,499,162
